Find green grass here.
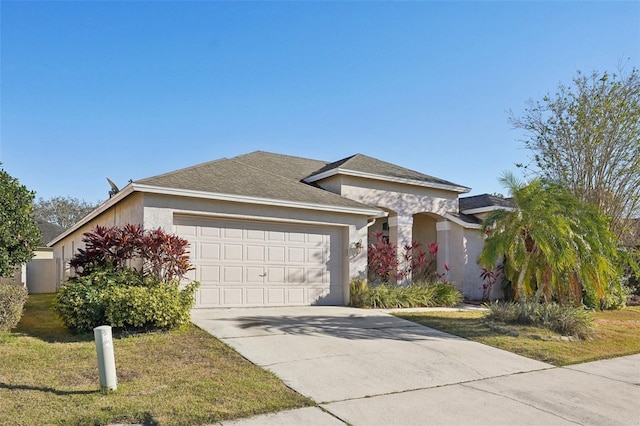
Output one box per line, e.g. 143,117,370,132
396,306,640,366
0,294,312,425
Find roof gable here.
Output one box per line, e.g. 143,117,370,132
304,154,470,193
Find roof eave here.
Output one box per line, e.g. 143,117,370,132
133,184,386,217
443,213,482,229
304,168,471,194
461,206,516,215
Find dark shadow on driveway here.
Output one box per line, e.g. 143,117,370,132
209,312,491,341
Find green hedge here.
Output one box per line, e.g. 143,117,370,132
0,284,28,332
55,270,199,333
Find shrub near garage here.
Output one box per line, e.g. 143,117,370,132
352,233,462,309
55,225,199,333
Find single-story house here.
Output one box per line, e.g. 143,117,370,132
49,151,509,307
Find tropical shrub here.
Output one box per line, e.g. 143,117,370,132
0,284,28,332
479,173,622,308
70,224,192,281
368,232,440,284
486,300,594,339
349,279,461,309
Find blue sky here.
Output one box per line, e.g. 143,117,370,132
1,1,639,203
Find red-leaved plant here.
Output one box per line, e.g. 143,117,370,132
70,224,192,282
367,231,441,284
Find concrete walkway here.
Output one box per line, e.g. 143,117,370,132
192,307,640,426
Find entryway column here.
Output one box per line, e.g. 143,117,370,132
436,220,451,279
389,215,413,284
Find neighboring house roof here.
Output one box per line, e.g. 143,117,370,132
459,194,515,214
36,219,65,246
304,154,471,193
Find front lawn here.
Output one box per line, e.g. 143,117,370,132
0,294,312,426
396,306,640,366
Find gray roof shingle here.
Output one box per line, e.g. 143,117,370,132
306,154,469,190
459,194,514,212
36,219,65,245
134,153,375,210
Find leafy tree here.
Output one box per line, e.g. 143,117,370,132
512,67,640,240
478,173,621,308
34,196,99,230
0,164,41,277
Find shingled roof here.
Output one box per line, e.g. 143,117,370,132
36,219,65,246
134,153,373,210
305,154,470,192
459,194,514,212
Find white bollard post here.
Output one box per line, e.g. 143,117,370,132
93,325,117,392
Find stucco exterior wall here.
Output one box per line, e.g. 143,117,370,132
320,175,459,217
462,228,486,300
413,214,437,246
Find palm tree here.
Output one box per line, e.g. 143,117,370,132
478,172,620,306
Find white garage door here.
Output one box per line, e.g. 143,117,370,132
175,216,344,308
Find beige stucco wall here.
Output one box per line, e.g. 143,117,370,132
462,228,486,300
320,175,459,217
413,214,437,246
32,247,54,260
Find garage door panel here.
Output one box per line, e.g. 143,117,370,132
223,244,243,261
176,216,344,307
224,228,243,239
288,232,305,242
268,246,285,262
246,288,264,305
308,248,324,263
266,267,285,282
268,231,285,241
245,229,266,240
200,243,219,260
245,267,265,283
267,288,285,304
308,233,323,243
200,226,220,238
223,266,243,282
307,268,324,284
287,288,305,304
223,288,243,305
175,223,197,236
200,265,221,283
245,245,265,261
199,288,220,306
288,247,305,263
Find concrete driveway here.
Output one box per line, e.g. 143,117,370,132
191,307,640,426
